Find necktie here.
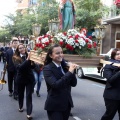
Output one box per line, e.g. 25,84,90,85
22,56,26,61
58,66,64,75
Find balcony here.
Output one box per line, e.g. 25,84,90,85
102,5,120,24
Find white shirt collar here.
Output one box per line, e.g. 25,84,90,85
52,61,61,67
20,54,25,57
12,47,15,51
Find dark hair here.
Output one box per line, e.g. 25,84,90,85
111,48,120,59
44,44,61,65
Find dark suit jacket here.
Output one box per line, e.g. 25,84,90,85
6,48,15,71
14,56,35,84
103,59,120,100
43,61,77,111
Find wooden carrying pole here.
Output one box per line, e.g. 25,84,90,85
100,59,120,67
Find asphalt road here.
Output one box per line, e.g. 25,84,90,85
0,62,119,120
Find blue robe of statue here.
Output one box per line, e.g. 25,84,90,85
61,0,75,31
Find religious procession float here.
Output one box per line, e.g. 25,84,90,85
30,28,106,78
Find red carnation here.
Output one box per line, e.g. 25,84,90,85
63,32,67,36
75,34,79,39
45,42,49,46
34,47,36,50
93,42,97,48
39,43,42,47
35,43,39,47
69,36,73,38
38,37,42,41
87,44,92,48
88,36,92,40
59,41,64,46
49,39,52,43
75,40,79,43
41,45,45,49
65,44,70,49
85,38,89,43
69,45,74,51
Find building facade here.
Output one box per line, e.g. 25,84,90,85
101,0,120,53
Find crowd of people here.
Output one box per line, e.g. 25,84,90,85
0,38,44,119
1,36,120,120
1,0,120,119
0,37,78,120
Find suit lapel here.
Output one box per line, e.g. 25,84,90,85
49,62,64,77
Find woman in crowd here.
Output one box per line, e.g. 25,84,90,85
43,44,77,120
101,48,120,120
59,0,75,31
12,43,35,120
33,63,44,97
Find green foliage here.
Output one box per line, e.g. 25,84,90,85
3,0,110,40
74,0,110,30
0,29,11,44
4,0,58,37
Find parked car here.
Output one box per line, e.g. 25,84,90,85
76,48,114,81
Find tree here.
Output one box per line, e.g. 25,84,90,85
4,0,58,36
74,0,109,30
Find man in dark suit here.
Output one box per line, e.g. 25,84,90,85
6,37,19,99
0,45,2,62
0,46,5,62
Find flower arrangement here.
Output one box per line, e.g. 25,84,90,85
35,32,53,54
54,29,97,57
35,29,97,57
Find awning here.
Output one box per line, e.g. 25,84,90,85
102,16,120,24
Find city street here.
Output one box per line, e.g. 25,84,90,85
0,62,119,120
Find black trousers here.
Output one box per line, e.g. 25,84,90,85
0,54,1,61
47,106,71,120
7,71,16,94
18,82,33,115
101,98,120,120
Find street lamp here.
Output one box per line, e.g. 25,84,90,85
48,18,60,36
94,25,106,56
32,24,42,48
32,24,42,37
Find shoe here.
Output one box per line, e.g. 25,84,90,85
36,91,40,97
27,115,33,120
19,108,24,112
14,95,18,100
9,92,13,97
69,113,73,116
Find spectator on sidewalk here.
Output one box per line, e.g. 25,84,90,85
33,63,44,97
